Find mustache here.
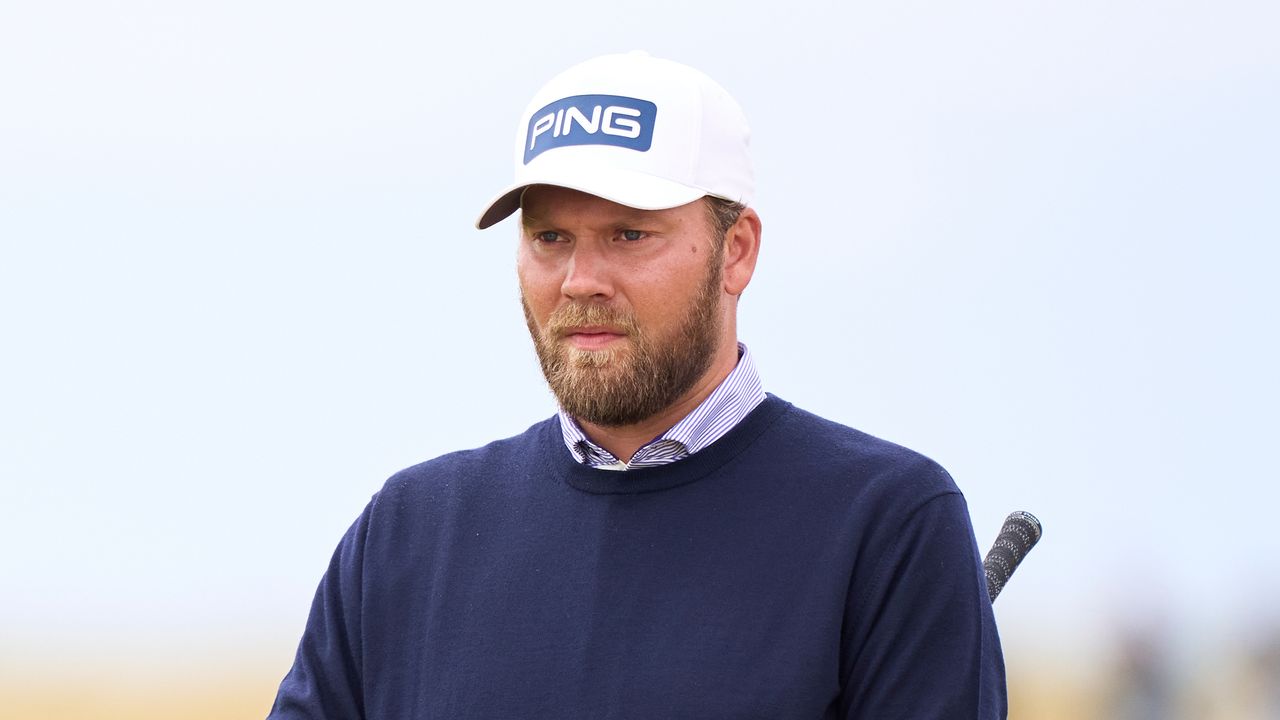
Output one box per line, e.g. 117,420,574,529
545,303,640,337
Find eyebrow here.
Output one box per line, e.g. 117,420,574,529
521,210,668,232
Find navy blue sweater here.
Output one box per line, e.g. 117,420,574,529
271,396,1006,718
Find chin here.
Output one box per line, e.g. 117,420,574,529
563,345,627,369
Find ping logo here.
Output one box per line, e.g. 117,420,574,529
523,94,657,164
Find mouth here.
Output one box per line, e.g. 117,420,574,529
560,326,627,351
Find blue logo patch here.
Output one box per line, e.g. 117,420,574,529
523,94,657,164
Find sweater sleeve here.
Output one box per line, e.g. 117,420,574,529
839,489,1007,720
268,501,372,720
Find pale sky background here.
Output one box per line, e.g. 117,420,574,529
2,0,1277,688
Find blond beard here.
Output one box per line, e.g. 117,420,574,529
521,259,724,428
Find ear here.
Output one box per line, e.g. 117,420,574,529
722,207,762,296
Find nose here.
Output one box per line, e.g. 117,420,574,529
560,241,614,301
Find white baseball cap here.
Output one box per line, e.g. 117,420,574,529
475,51,754,229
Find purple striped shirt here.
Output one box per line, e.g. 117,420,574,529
558,342,766,471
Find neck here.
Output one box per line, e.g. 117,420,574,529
576,339,740,464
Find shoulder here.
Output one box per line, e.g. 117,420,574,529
761,398,961,511
762,397,957,486
372,415,559,508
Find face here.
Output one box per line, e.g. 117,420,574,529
517,186,727,428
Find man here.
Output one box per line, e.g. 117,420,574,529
270,52,1006,718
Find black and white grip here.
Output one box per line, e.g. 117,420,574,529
982,511,1042,603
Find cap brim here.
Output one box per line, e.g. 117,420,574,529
475,165,708,229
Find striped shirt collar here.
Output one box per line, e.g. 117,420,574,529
557,342,766,471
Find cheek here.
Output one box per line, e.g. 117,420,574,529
517,252,547,292
517,263,558,320
625,276,694,330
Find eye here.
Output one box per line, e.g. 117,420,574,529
619,229,645,242
532,231,561,243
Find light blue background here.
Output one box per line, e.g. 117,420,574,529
2,0,1276,678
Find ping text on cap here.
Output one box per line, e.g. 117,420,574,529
524,94,657,164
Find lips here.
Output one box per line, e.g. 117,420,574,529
561,326,627,350
561,325,625,337
544,302,638,349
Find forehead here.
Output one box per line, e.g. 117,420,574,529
520,185,706,230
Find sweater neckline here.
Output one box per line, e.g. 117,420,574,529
543,395,791,495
